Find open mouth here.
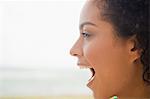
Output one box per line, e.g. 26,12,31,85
90,68,95,78
79,65,95,83
88,68,95,82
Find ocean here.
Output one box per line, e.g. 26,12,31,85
0,67,92,96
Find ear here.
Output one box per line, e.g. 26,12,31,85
127,35,142,63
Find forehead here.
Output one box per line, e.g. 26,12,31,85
80,0,102,25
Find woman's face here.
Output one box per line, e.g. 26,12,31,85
70,0,141,99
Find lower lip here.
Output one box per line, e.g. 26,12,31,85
87,75,95,88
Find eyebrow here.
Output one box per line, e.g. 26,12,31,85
79,22,97,30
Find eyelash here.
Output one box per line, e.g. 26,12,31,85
81,32,91,38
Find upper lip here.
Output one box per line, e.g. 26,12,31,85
77,63,89,66
77,60,91,66
77,63,92,67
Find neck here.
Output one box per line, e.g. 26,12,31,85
118,63,150,98
119,82,150,98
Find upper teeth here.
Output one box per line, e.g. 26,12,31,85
80,66,88,69
79,66,92,69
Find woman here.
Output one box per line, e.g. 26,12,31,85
70,0,150,99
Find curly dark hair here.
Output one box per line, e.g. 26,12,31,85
94,0,150,85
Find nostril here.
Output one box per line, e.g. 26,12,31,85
70,47,78,56
72,53,78,56
70,45,82,57
70,49,80,57
70,50,77,56
70,49,75,56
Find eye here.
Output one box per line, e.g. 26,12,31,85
81,32,91,38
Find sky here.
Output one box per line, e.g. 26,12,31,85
0,0,94,96
0,0,86,70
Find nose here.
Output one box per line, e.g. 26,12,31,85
70,38,83,57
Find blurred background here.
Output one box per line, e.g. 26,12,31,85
0,0,93,99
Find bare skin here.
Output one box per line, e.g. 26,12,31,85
70,0,150,99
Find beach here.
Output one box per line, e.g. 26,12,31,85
0,96,93,99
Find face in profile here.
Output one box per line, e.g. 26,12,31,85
70,0,149,99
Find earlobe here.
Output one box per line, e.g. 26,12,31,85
130,42,137,51
130,48,141,63
128,35,141,62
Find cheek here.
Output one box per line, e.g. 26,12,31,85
83,38,133,96
84,37,129,71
